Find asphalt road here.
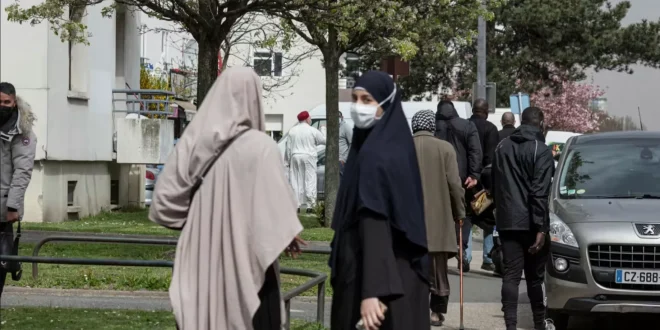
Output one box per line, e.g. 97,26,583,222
291,239,659,329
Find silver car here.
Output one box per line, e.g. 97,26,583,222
546,131,660,329
145,165,160,206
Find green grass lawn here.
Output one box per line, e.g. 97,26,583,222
22,208,334,242
0,307,326,330
13,208,333,295
10,240,332,296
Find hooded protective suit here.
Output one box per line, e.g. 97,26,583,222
285,122,326,208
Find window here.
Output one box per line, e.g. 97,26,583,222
266,130,283,142
311,119,326,130
253,52,283,77
67,181,78,206
110,180,119,205
68,5,88,94
558,138,660,199
317,150,326,166
345,53,361,79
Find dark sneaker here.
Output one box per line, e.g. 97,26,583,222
430,312,444,327
457,257,470,272
544,319,556,330
481,263,496,272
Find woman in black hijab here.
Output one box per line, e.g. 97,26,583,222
329,71,430,330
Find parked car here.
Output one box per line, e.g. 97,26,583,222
546,131,660,329
546,130,582,166
145,165,161,206
145,140,177,206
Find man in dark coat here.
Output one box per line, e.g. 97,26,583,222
498,112,516,143
434,100,482,271
491,107,555,330
466,99,500,272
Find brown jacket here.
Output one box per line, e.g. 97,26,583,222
413,130,465,254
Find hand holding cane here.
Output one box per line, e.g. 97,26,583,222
459,218,465,330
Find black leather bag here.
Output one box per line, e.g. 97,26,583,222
0,221,23,280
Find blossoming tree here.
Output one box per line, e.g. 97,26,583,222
530,81,605,133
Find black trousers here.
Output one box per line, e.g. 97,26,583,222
0,221,14,299
499,230,549,330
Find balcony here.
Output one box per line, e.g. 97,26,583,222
111,89,178,164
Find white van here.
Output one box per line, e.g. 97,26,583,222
277,101,472,156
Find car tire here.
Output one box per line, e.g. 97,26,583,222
546,309,569,330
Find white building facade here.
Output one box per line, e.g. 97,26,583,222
140,14,328,139
1,2,143,222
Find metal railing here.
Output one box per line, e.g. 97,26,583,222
29,235,178,280
112,89,176,116
1,234,328,329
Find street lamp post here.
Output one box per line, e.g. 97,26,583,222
476,1,487,99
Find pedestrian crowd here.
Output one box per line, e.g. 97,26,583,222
0,68,555,330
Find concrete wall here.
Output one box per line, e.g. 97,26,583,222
1,3,144,222
1,0,49,161
41,161,112,222
115,118,175,164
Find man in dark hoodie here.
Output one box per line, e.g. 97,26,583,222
467,99,500,272
492,107,554,330
434,100,482,271
498,112,516,143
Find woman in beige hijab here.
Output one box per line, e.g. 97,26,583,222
149,67,304,330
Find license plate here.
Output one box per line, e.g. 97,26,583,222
615,269,660,284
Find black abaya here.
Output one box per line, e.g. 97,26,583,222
252,263,282,330
331,211,430,330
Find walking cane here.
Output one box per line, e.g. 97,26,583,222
459,219,465,330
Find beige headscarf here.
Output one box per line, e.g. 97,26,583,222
149,67,302,329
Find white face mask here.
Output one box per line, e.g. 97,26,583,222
350,86,396,129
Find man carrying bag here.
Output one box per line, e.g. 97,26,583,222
0,82,37,297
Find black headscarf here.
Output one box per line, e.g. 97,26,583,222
330,71,427,274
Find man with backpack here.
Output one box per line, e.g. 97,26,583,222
434,100,482,272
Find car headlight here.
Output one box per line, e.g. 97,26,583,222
549,213,578,248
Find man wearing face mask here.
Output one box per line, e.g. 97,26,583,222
338,112,353,176
0,82,37,298
491,107,554,330
285,111,326,212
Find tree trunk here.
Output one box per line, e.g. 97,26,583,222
322,26,340,226
195,38,222,105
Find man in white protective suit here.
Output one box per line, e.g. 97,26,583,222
285,110,326,212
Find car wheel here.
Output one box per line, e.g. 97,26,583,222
546,309,569,330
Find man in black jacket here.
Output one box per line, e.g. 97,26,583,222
435,100,482,271
492,107,555,330
467,99,499,272
498,112,516,143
